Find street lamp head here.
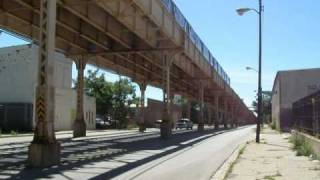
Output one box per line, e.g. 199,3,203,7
236,8,251,16
246,66,258,73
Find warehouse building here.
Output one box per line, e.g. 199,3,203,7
271,68,320,131
0,44,96,131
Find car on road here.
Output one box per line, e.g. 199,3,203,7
175,118,193,130
95,115,110,129
154,119,162,128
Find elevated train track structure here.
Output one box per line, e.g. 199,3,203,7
0,0,255,167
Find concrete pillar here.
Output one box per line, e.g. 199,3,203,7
198,82,204,131
73,57,87,138
233,105,237,127
161,54,172,139
186,100,191,120
214,96,219,130
208,104,212,126
230,105,234,128
223,99,228,129
138,82,147,132
28,0,60,167
160,50,181,138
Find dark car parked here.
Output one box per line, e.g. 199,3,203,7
95,115,110,129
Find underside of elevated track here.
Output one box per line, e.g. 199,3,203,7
0,0,255,167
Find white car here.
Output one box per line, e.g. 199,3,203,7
175,119,193,130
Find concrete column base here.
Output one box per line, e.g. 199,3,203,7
73,119,86,138
160,111,172,139
214,122,219,130
139,125,146,132
224,122,228,129
28,142,60,167
160,122,172,139
198,124,204,131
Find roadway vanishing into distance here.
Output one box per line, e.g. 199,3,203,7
0,126,254,179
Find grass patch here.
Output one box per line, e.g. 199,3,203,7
127,122,139,130
290,135,316,159
269,121,276,130
309,166,320,171
263,171,282,180
10,130,18,136
239,145,246,155
223,143,248,180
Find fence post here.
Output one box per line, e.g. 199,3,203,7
315,98,319,138
312,98,316,136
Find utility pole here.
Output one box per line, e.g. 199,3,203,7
236,0,264,143
256,0,263,143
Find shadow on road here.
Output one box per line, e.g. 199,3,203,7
0,127,240,179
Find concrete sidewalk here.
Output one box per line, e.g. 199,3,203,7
226,128,320,180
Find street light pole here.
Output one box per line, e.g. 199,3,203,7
256,0,263,143
236,0,263,143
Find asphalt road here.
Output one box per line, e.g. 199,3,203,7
0,126,254,180
115,126,255,180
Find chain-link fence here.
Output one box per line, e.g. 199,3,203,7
292,91,320,136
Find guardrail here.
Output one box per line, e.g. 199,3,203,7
292,91,320,136
160,0,230,85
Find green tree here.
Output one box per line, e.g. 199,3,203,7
252,91,272,124
75,69,142,128
84,69,113,116
112,78,137,128
173,95,193,119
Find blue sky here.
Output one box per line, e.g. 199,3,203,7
1,0,320,106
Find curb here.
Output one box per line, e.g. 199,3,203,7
211,143,247,180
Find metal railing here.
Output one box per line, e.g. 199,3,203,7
160,0,230,85
292,91,320,136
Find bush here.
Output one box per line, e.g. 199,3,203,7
127,122,139,130
10,130,18,136
290,135,314,157
270,121,276,130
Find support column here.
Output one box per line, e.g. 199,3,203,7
198,82,204,131
230,105,235,128
223,99,228,129
208,104,212,126
186,100,191,120
138,82,147,132
160,50,181,139
233,105,237,127
161,53,173,139
28,0,60,167
73,56,87,138
214,96,219,130
236,106,240,127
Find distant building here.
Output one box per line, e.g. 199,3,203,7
0,44,96,131
271,68,320,131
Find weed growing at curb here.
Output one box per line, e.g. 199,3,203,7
127,123,139,130
309,166,320,171
263,171,282,180
223,143,248,180
10,130,18,136
269,121,276,130
239,145,246,155
290,135,318,159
